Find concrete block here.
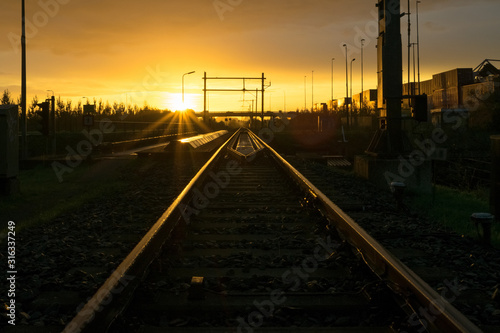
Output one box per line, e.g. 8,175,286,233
355,154,432,193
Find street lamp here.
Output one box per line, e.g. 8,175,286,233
411,43,417,96
304,76,307,111
311,70,314,112
343,44,348,113
361,38,365,112
350,58,356,123
416,0,421,95
407,0,411,96
331,58,335,110
182,71,195,104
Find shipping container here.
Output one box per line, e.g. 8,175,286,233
462,81,497,111
420,79,433,96
433,87,461,109
447,86,461,108
432,68,474,90
433,89,446,109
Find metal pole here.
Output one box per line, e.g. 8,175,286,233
331,58,335,111
203,72,207,122
343,44,349,126
255,88,258,119
407,0,411,92
412,43,417,97
350,58,356,121
304,76,307,111
21,0,27,159
361,39,365,112
182,71,195,104
416,0,421,95
261,73,264,124
311,70,314,112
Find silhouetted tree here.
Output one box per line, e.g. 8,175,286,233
56,96,65,115
1,89,13,105
103,101,112,115
65,100,73,113
28,96,38,119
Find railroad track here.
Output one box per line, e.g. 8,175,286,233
64,129,482,333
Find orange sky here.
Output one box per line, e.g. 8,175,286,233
2,0,500,112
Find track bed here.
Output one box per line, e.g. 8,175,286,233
110,154,405,332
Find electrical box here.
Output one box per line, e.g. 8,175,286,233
412,94,428,122
0,105,19,179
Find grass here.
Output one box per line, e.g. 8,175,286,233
410,185,499,247
0,159,134,237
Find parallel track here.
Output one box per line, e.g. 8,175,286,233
64,129,482,333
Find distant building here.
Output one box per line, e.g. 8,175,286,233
352,89,378,112
403,63,500,127
288,113,338,132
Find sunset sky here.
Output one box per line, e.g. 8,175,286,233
2,0,500,112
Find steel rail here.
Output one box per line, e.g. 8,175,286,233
252,131,483,333
63,129,242,333
65,127,481,332
227,128,265,161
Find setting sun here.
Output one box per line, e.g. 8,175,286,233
165,92,197,111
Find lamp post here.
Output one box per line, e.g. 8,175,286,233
311,70,314,112
407,0,411,96
361,39,365,112
331,57,335,111
182,71,195,104
343,44,348,115
411,43,417,97
416,0,421,95
304,75,307,111
350,58,356,122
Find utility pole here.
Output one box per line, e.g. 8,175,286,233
350,58,356,120
304,76,307,111
416,0,421,95
311,70,314,112
331,58,335,111
407,0,411,94
361,39,365,112
412,43,417,97
21,0,27,159
261,72,264,124
343,44,349,126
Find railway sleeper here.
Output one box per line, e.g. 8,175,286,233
68,129,482,333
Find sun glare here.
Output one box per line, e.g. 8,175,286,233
167,92,196,112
